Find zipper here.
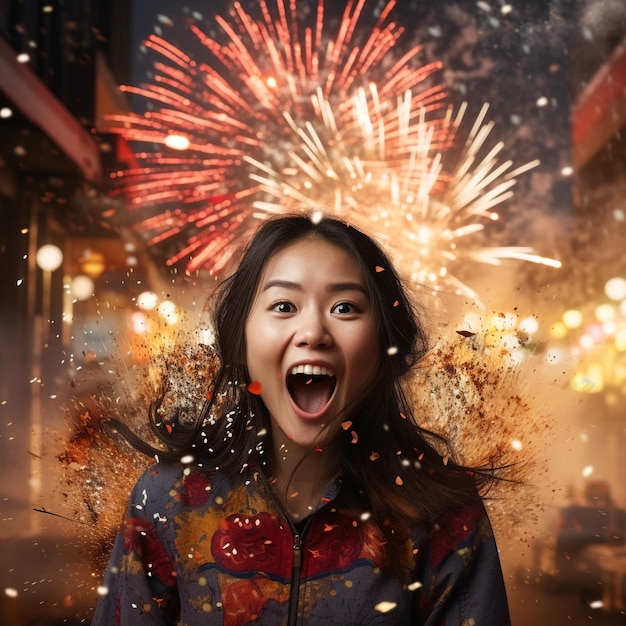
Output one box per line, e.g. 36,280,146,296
287,518,312,626
287,529,304,626
256,472,329,625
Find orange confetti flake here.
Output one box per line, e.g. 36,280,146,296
165,424,173,434
341,421,353,430
351,430,358,444
395,476,404,486
313,445,324,453
323,524,337,532
400,412,407,420
393,300,399,307
369,452,380,461
247,380,263,395
289,491,299,498
375,265,385,272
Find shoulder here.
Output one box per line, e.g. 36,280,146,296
129,462,218,512
421,498,496,568
132,461,185,491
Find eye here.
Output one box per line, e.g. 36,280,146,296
271,301,296,314
331,301,359,315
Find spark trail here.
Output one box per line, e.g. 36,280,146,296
105,0,560,297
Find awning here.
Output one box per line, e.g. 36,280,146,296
572,33,626,171
0,36,103,184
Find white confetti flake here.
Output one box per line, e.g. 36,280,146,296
428,25,442,37
4,587,18,598
157,14,174,26
375,601,397,613
310,210,324,224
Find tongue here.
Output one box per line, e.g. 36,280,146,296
289,376,333,414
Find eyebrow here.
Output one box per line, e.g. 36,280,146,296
262,279,368,295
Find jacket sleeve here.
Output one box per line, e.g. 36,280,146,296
414,502,511,626
91,466,180,626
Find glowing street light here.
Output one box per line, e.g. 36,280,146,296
31,243,63,534
563,309,584,329
605,277,626,301
35,243,63,272
70,275,95,301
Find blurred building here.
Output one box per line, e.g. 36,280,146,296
0,3,150,623
0,0,148,489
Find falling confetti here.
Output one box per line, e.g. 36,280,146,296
247,380,263,395
375,600,398,613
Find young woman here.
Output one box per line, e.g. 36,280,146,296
92,215,511,625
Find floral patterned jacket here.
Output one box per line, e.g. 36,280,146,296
91,462,511,625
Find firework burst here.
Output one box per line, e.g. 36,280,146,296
106,0,560,297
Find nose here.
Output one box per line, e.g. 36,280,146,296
294,309,333,349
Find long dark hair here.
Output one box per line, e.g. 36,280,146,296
120,214,495,549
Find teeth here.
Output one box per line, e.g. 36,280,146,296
290,364,335,377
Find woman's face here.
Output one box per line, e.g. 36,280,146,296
245,237,380,449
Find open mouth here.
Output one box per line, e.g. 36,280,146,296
287,364,336,415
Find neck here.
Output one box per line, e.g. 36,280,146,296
267,425,340,521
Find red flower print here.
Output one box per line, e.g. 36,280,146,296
211,512,291,580
123,517,177,587
180,470,211,506
428,503,484,568
302,509,363,577
219,576,290,626
122,517,152,552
